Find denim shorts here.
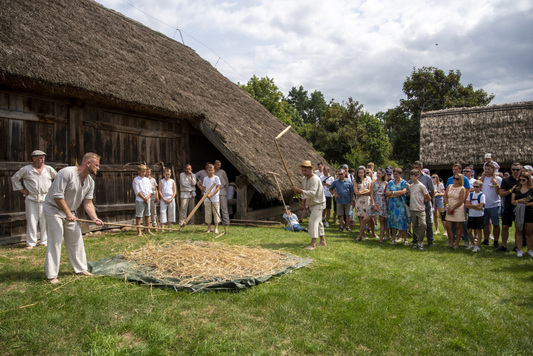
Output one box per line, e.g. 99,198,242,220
434,196,444,209
483,206,500,226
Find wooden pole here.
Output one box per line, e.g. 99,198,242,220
75,219,180,232
179,182,216,229
274,125,301,203
270,172,293,231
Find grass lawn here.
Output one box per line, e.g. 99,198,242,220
1,220,532,355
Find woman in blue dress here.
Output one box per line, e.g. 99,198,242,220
385,168,409,245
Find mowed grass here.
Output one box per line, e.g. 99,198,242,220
1,220,532,355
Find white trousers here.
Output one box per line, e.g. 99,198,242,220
25,199,47,246
45,214,87,279
179,197,195,225
309,203,326,240
160,200,176,224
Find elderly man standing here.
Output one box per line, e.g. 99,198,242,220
214,160,230,226
11,150,57,250
179,164,196,225
44,153,104,284
292,160,326,250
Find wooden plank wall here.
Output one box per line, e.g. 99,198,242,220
0,91,190,244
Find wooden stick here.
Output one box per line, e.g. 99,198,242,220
274,126,301,203
270,172,293,231
179,182,216,229
75,219,180,232
275,125,292,140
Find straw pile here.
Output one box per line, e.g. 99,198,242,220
123,240,299,282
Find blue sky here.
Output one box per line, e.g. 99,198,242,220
96,0,533,114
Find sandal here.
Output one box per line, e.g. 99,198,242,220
338,227,344,232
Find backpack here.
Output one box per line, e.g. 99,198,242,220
469,192,484,205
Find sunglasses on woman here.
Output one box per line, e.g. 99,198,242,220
453,177,460,180
520,178,527,182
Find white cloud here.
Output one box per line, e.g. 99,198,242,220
96,0,533,113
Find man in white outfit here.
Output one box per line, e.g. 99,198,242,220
179,164,196,225
214,160,230,226
292,160,326,250
11,150,57,249
44,152,103,284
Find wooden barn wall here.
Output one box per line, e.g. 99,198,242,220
0,91,191,244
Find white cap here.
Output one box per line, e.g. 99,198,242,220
31,150,46,157
484,153,492,159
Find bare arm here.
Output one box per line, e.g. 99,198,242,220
83,199,104,225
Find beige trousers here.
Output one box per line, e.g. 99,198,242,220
308,203,326,240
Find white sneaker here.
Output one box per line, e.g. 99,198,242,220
490,234,494,240
463,241,469,248
467,244,474,250
517,250,523,257
527,250,533,257
325,222,330,227
472,246,480,252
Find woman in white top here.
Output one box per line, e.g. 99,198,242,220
431,174,446,235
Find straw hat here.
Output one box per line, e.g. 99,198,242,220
298,160,314,169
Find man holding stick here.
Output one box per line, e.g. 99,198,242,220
292,160,326,250
44,152,104,284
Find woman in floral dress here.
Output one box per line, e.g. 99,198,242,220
371,167,388,243
385,168,409,245
354,166,372,241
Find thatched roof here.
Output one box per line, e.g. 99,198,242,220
0,0,327,199
420,101,533,169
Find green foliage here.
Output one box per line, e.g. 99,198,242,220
383,66,494,164
239,75,304,132
286,86,328,124
305,98,390,167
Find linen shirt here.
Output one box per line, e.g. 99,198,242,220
301,174,325,207
44,166,94,218
160,178,175,200
132,176,153,202
179,172,197,199
214,169,229,196
11,164,57,202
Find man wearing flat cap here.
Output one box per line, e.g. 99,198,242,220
11,150,57,249
292,160,326,250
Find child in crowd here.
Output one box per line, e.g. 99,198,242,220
408,169,430,250
201,164,221,234
146,168,159,227
132,164,153,236
465,180,485,252
159,168,177,232
283,206,308,232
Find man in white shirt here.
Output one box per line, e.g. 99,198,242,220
179,164,196,225
11,150,57,249
214,160,230,226
314,162,324,178
481,162,502,247
292,160,326,250
44,152,103,284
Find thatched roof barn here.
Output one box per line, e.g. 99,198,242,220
0,0,328,243
420,101,533,170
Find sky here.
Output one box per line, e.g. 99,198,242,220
95,0,533,114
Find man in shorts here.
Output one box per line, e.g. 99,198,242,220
329,169,354,232
481,162,502,247
132,164,154,236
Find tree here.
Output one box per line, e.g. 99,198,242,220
286,86,327,125
385,66,494,164
239,76,303,130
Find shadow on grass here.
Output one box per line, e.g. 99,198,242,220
0,270,44,282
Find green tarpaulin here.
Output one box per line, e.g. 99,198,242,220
88,252,313,293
